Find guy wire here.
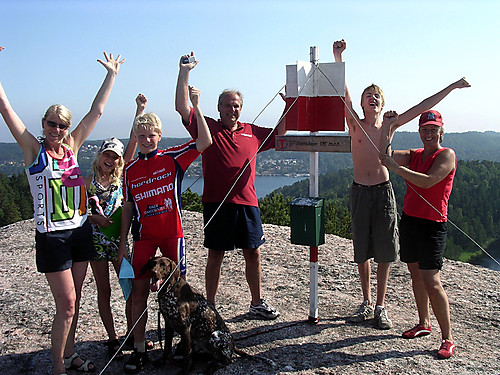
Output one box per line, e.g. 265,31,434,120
316,64,500,267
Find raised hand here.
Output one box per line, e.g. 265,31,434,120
382,110,399,128
333,39,346,61
452,77,471,89
136,93,147,110
97,52,125,75
188,85,201,106
179,52,198,70
0,46,4,53
380,110,399,155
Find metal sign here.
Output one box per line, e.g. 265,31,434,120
276,135,351,153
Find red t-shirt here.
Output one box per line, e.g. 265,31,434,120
403,148,456,222
184,107,275,206
123,140,199,240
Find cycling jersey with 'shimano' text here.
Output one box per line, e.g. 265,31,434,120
123,140,199,241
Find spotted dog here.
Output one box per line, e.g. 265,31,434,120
141,256,235,373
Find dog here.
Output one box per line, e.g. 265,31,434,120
141,256,236,374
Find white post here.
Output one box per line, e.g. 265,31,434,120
308,46,319,324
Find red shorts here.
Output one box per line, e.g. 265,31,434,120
131,237,186,279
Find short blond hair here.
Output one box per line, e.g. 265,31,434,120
133,113,162,135
44,104,72,127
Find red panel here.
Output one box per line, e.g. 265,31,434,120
297,97,309,131
285,96,345,132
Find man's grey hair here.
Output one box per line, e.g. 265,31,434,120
218,89,243,107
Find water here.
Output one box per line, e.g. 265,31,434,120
473,239,500,271
182,175,306,198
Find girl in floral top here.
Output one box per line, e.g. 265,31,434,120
84,94,145,360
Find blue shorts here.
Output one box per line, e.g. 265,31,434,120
399,212,447,270
35,219,96,273
203,203,265,251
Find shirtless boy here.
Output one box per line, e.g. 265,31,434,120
333,39,469,329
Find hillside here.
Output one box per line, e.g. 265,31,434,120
0,131,499,176
0,213,499,374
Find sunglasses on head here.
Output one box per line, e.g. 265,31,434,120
45,119,69,130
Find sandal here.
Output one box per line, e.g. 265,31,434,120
64,352,96,372
106,338,124,360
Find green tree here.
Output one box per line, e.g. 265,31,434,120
324,200,351,239
259,192,291,226
181,188,203,213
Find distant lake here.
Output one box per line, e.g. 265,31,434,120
182,175,306,198
471,239,500,271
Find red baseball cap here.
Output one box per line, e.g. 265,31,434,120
419,110,444,127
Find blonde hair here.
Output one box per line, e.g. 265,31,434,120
91,150,124,186
43,104,72,127
133,113,162,135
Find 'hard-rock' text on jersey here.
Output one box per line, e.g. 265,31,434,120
26,143,87,233
123,141,199,240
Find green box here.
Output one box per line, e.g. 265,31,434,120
289,197,325,246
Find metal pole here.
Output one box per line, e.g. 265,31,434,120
310,46,319,65
308,46,319,324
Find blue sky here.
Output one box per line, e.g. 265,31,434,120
0,0,497,142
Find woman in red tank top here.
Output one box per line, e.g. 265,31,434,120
379,109,457,359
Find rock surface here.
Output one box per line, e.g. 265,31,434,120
0,212,499,374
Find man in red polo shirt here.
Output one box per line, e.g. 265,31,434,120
175,53,286,319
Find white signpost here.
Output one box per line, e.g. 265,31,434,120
278,46,350,323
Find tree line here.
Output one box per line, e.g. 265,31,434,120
183,160,500,264
1,160,499,266
258,160,500,264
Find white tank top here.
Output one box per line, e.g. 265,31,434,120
26,143,88,233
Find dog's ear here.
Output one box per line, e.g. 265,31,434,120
140,257,154,276
167,258,181,282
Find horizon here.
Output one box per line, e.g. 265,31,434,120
0,128,499,145
1,1,499,142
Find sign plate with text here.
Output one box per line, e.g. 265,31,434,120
276,135,351,153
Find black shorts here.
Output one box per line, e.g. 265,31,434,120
399,212,447,270
35,219,96,273
203,203,265,251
